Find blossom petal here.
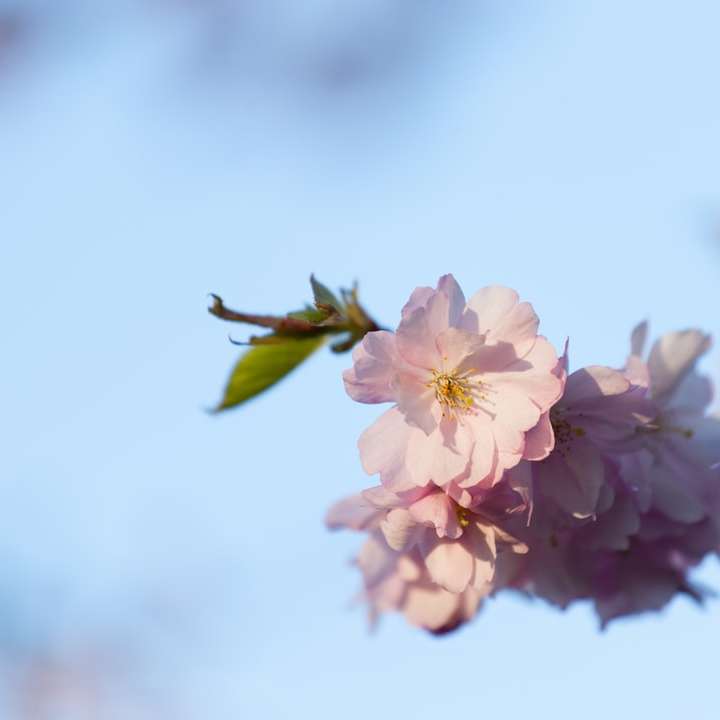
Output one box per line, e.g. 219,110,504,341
393,372,437,435
564,366,630,405
403,584,459,631
463,286,520,335
539,445,605,519
420,535,474,593
343,330,402,404
381,508,420,551
630,321,648,357
358,408,426,491
648,330,712,404
651,464,706,523
466,524,497,590
437,274,466,328
523,412,555,461
487,301,539,355
325,493,385,531
401,286,434,319
408,492,462,539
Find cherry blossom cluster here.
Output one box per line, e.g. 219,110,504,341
327,275,720,632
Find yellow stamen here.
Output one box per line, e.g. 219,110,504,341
456,506,471,529
637,421,694,439
550,408,586,456
428,368,479,417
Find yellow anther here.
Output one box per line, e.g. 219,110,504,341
456,506,471,528
429,369,476,415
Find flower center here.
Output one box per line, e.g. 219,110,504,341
550,408,585,456
455,505,471,529
429,369,476,416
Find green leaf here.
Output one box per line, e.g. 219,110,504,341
288,305,332,324
310,275,344,314
216,334,326,411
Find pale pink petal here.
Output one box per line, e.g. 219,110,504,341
403,584,459,631
625,355,650,388
489,418,525,455
325,494,385,531
435,327,486,370
343,330,402,404
506,461,534,515
489,383,543,432
580,491,640,551
459,421,497,488
539,445,605,519
408,492,462,539
630,321,648,357
380,508,420,551
648,330,712,404
486,301,539,355
457,342,519,375
396,553,422,582
356,535,397,588
651,464,706,523
437,274,466,328
401,286,434,319
564,366,630,405
361,485,405,509
667,370,713,415
358,408,426,491
420,534,474,593
521,336,564,374
393,373,437,435
396,290,450,369
404,433,468,491
489,373,563,418
429,422,474,486
493,451,520,484
463,286,520,334
492,524,529,554
523,412,555,461
465,524,497,590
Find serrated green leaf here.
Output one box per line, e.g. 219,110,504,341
310,275,343,313
216,334,326,411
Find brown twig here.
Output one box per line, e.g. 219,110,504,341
208,294,318,334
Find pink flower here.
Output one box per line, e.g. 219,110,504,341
504,485,719,626
621,323,720,522
326,485,527,595
353,533,485,634
512,350,653,523
344,275,564,495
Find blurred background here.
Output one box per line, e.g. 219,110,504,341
1,1,719,718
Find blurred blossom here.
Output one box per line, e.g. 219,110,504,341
0,563,232,719
6,647,173,720
0,0,484,94
156,0,480,92
0,5,33,74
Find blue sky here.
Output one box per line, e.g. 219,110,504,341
1,2,719,718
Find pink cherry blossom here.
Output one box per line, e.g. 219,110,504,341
344,275,564,495
328,289,720,633
511,352,653,523
326,485,527,597
502,480,719,626
621,323,720,522
353,533,485,634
